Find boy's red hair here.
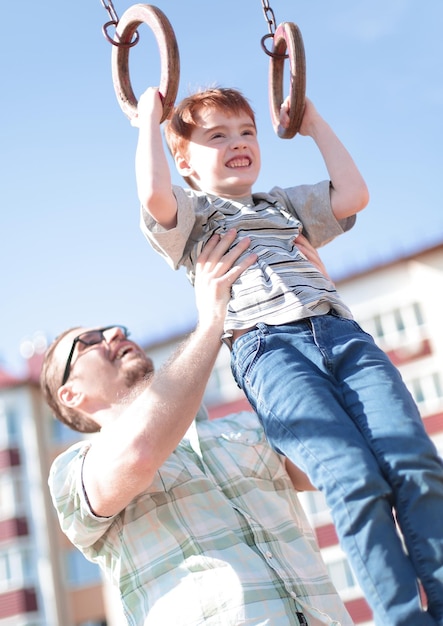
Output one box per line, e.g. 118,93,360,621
164,87,256,160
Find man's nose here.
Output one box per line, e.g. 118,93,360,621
104,326,126,343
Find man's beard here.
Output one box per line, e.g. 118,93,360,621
123,354,154,389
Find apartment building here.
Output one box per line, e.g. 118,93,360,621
1,240,441,625
301,240,443,624
0,360,108,625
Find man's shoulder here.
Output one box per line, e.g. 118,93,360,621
210,410,260,427
52,439,90,463
49,440,91,488
200,411,263,438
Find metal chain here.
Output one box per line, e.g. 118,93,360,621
100,0,119,24
261,0,277,36
99,0,139,48
260,0,287,59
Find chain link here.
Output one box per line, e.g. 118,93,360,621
99,0,139,48
100,0,119,24
261,0,277,36
260,0,288,59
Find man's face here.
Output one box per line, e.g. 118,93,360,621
56,326,154,403
180,107,261,199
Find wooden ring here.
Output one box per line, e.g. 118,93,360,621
269,22,306,139
111,4,180,123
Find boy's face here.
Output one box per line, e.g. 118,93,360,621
176,107,261,198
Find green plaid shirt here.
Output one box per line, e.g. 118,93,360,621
49,410,353,625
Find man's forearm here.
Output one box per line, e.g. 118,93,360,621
82,320,222,518
140,320,222,465
82,231,254,516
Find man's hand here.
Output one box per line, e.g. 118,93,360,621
294,234,332,282
195,229,257,331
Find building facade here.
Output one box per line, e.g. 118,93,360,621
0,365,108,626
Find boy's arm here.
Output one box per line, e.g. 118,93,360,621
133,87,178,229
281,98,369,220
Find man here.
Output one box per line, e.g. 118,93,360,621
42,231,353,625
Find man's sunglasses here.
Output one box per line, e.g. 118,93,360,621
61,325,129,386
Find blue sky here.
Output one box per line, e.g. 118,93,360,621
1,1,442,375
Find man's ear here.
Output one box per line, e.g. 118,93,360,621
57,383,84,409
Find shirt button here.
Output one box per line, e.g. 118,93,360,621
266,551,273,559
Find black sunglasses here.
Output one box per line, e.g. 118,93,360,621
61,325,129,386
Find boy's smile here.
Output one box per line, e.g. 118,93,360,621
226,156,252,169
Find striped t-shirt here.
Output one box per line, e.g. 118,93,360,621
140,181,356,333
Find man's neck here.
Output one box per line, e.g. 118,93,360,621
93,374,153,429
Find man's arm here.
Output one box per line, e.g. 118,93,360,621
281,97,369,220
294,233,331,281
285,459,316,491
83,231,256,517
133,87,178,229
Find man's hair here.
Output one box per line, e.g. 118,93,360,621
164,86,256,162
40,328,100,434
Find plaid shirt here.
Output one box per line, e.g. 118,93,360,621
49,410,353,626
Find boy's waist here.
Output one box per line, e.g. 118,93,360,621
223,306,348,350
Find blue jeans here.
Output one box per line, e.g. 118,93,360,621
231,313,443,626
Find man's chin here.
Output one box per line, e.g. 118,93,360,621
123,356,154,388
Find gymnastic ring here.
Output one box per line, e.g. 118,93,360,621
111,4,180,123
269,22,306,139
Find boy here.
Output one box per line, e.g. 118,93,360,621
134,86,443,626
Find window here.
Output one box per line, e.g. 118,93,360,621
0,545,34,591
409,372,443,413
14,620,46,626
372,314,383,341
0,399,19,446
432,435,443,459
64,548,102,587
358,301,426,352
413,301,424,326
393,308,405,332
327,556,358,594
50,415,80,445
0,470,26,519
205,349,244,405
298,490,331,524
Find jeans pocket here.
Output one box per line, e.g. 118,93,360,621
231,329,264,388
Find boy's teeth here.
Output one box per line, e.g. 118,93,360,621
229,158,249,168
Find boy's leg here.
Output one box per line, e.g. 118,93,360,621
317,312,443,624
231,319,443,626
